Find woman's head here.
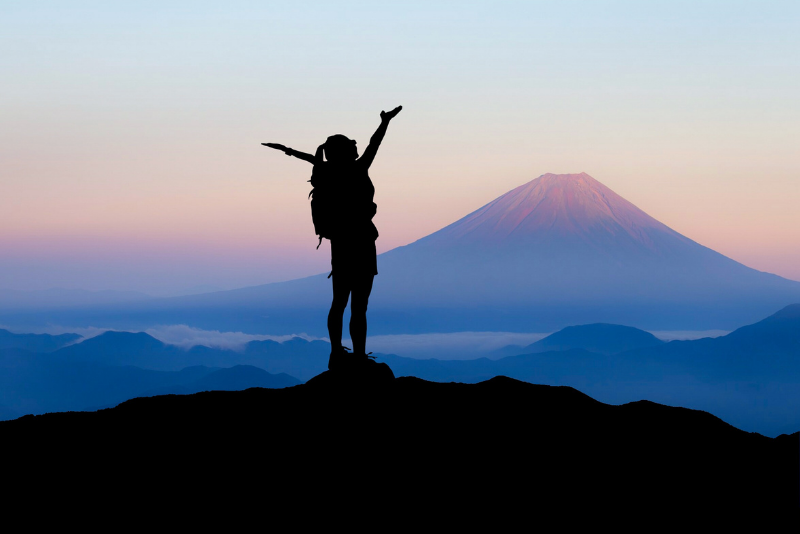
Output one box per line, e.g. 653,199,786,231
324,134,358,162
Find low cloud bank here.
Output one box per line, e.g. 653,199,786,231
7,324,546,359
4,324,324,351
147,328,549,358
346,331,550,360
144,325,323,350
4,324,730,359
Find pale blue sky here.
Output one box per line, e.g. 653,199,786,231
2,1,799,294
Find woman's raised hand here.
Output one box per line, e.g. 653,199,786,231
262,143,292,155
380,106,402,122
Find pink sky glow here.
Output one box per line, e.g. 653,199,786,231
1,2,798,295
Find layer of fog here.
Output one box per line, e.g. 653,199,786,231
4,324,730,360
343,332,545,359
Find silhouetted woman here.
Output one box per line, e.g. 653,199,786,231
263,106,402,369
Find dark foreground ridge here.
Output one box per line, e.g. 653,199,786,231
3,362,797,516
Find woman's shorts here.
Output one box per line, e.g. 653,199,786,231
330,238,378,278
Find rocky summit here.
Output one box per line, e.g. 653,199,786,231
3,366,797,518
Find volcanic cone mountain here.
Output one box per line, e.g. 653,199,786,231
419,172,686,248
371,173,800,330
34,173,800,334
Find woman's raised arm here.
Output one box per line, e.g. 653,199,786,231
262,143,316,164
359,106,402,169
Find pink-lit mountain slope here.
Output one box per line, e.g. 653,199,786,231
423,173,689,252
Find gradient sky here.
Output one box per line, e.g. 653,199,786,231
2,1,799,295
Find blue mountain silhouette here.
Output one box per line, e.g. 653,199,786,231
142,365,300,396
495,323,664,357
0,340,301,420
0,329,81,352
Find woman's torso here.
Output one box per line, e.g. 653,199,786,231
327,159,379,275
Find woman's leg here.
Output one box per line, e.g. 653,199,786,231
349,275,375,355
328,274,351,350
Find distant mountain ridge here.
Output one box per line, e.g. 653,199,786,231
0,329,81,352
496,323,664,357
142,365,300,396
49,331,330,380
0,332,304,420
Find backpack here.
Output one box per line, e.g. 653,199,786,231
308,162,336,249
308,160,378,249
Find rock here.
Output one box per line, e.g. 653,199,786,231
306,357,395,389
